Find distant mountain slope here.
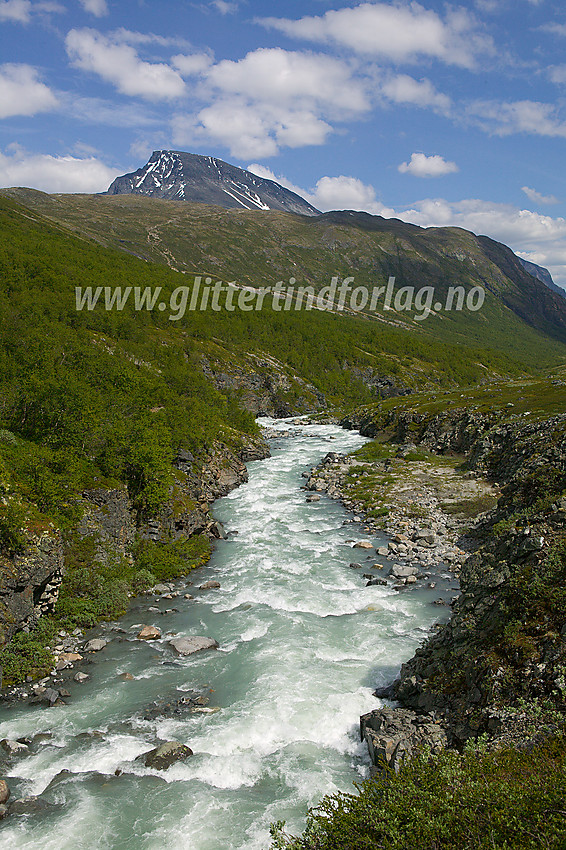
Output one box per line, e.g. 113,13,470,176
105,150,320,216
518,256,566,299
2,189,566,361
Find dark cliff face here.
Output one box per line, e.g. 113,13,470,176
106,150,320,216
0,527,64,647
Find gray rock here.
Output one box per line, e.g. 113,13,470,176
84,638,108,652
73,672,89,683
199,581,220,590
0,780,10,805
142,741,193,770
1,740,29,756
169,636,219,656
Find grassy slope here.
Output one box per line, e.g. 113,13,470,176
2,189,566,370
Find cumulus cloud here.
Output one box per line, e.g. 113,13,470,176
468,99,566,138
0,148,120,192
0,63,58,118
247,163,394,216
521,186,559,205
173,47,370,158
259,3,494,69
398,152,459,177
65,28,186,101
172,52,214,76
397,198,566,285
173,100,333,159
381,74,451,114
206,49,369,114
78,0,108,16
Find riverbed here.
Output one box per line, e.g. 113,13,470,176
0,419,453,849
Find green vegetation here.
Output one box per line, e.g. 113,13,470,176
0,532,212,684
270,733,566,849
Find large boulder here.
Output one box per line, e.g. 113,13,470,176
137,626,161,641
169,636,219,656
142,741,193,770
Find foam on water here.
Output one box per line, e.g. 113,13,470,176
0,418,449,850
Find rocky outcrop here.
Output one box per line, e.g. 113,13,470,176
358,409,566,761
76,488,135,564
360,707,448,774
200,353,325,417
0,526,64,648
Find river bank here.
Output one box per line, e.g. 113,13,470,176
0,418,458,847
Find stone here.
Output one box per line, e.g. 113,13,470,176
74,672,89,683
153,584,173,595
120,672,135,680
349,562,363,569
142,741,193,770
199,581,220,590
169,637,219,656
0,804,8,820
137,625,161,641
56,652,83,670
184,594,194,599
0,781,10,805
353,540,374,549
306,494,321,502
84,638,108,652
0,740,28,756
366,578,387,587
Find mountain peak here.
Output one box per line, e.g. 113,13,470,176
105,150,320,216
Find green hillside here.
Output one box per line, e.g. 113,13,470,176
2,188,566,369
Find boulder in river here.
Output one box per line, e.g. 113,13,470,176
142,741,193,770
137,625,161,641
169,636,219,656
0,781,10,805
199,580,221,590
353,540,374,549
1,739,29,757
84,638,108,652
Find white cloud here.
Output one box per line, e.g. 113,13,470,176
65,28,186,101
79,0,108,16
0,63,58,118
0,148,120,192
540,22,566,37
207,48,369,114
398,152,459,177
0,0,30,21
110,28,192,49
548,64,566,84
381,74,451,114
397,198,566,285
211,0,237,13
259,3,494,69
173,47,369,158
172,52,213,76
521,186,559,205
468,99,566,138
173,99,333,159
247,163,394,216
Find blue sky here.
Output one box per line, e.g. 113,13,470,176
2,0,566,285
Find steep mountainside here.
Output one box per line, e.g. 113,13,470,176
518,255,566,299
2,188,566,365
105,150,320,215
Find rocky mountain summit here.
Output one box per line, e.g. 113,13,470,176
105,150,320,215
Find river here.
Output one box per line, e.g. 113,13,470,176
0,419,453,849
